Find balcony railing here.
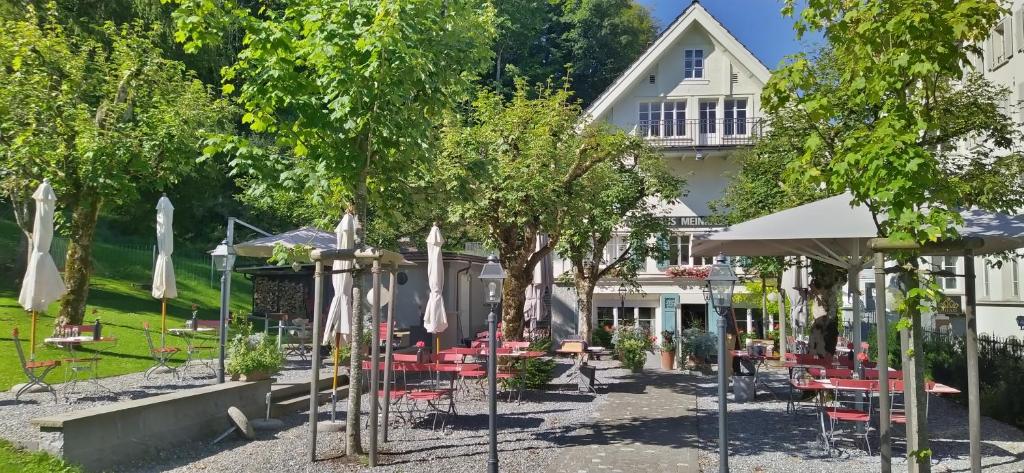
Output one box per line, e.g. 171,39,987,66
632,118,762,147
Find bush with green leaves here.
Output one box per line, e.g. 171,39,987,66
680,328,716,363
591,327,613,348
226,315,284,377
612,325,654,371
502,338,556,390
659,330,676,352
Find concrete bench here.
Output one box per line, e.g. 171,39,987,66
31,379,272,472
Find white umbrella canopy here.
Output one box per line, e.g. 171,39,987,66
234,227,337,258
423,225,448,334
18,179,66,358
151,195,177,300
323,214,356,345
19,180,66,312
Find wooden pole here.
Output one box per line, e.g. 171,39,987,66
382,267,398,443
161,299,167,348
964,251,982,473
30,310,37,360
308,260,324,462
368,259,382,467
901,263,930,473
874,251,892,473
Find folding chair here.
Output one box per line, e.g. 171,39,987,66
820,378,877,456
12,328,60,402
143,322,180,380
181,320,219,378
402,363,456,431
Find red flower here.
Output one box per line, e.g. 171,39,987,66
415,341,425,348
860,341,870,350
857,352,869,363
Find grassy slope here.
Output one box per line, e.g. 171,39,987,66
0,218,252,390
0,439,81,473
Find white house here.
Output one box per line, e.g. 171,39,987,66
551,1,770,342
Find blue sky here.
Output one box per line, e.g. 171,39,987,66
637,0,822,69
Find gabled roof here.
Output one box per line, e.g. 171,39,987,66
583,0,772,122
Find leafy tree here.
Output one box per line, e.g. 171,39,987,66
769,0,1024,464
166,0,496,455
556,134,680,344
561,0,656,106
0,7,231,324
488,0,655,107
436,81,652,341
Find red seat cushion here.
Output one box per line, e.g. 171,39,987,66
377,390,406,400
826,407,870,422
153,347,180,354
63,357,101,363
407,390,448,401
26,360,60,369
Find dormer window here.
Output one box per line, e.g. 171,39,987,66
684,49,704,79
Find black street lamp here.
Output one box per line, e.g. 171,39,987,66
618,284,628,325
211,239,236,384
704,253,737,473
479,254,506,473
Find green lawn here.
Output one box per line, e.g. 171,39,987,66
0,439,81,473
0,218,252,391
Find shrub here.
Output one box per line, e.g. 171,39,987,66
680,327,716,362
502,338,555,390
226,315,284,376
591,327,613,348
612,325,654,371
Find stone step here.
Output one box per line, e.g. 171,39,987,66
270,375,347,401
270,386,349,417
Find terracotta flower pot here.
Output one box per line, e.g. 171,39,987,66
661,350,676,370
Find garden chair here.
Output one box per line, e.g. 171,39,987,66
182,320,219,378
820,378,876,456
143,322,180,380
807,367,854,379
12,328,60,402
401,363,455,431
863,368,903,380
501,341,531,351
277,317,313,361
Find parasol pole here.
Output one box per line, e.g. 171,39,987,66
331,332,340,422
30,311,37,360
161,298,167,347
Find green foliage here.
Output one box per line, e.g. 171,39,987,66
866,323,903,370
435,80,658,340
488,0,655,107
268,243,313,269
226,313,284,376
504,338,556,390
612,325,653,371
659,330,676,352
591,327,613,348
0,438,82,473
168,0,497,244
680,327,716,362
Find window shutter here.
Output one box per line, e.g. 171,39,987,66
656,235,670,271
1004,18,1014,59
986,36,995,71
1015,8,1024,53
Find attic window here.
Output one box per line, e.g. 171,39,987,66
649,74,656,84
684,49,704,79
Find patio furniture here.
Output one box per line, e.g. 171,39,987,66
863,369,903,380
169,320,219,378
277,316,313,361
143,322,180,380
12,328,60,402
49,325,115,400
820,378,877,456
556,340,594,393
501,341,531,350
807,368,854,379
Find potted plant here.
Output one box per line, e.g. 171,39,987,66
612,325,654,373
226,316,284,381
660,330,676,370
680,327,717,369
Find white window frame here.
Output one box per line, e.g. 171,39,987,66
663,101,687,137
724,98,748,136
1012,259,1020,299
699,99,717,134
982,261,991,298
684,49,704,79
939,256,958,290
667,233,715,266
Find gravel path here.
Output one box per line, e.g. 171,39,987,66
693,366,1024,472
2,355,630,473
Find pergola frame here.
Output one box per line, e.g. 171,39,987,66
307,247,412,468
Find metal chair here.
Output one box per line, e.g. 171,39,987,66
143,322,180,380
58,325,107,400
12,328,60,402
820,378,876,456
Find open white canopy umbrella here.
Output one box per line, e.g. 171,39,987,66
423,225,447,351
152,195,177,344
18,179,66,358
234,227,337,258
323,213,356,345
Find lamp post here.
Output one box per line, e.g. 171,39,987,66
704,253,737,473
211,239,236,384
618,284,628,325
1016,315,1024,331
479,255,506,473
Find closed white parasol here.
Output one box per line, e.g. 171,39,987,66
18,179,67,358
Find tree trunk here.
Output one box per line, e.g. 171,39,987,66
900,263,931,471
346,144,371,457
807,261,846,357
501,269,530,341
58,193,101,325
575,275,596,344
